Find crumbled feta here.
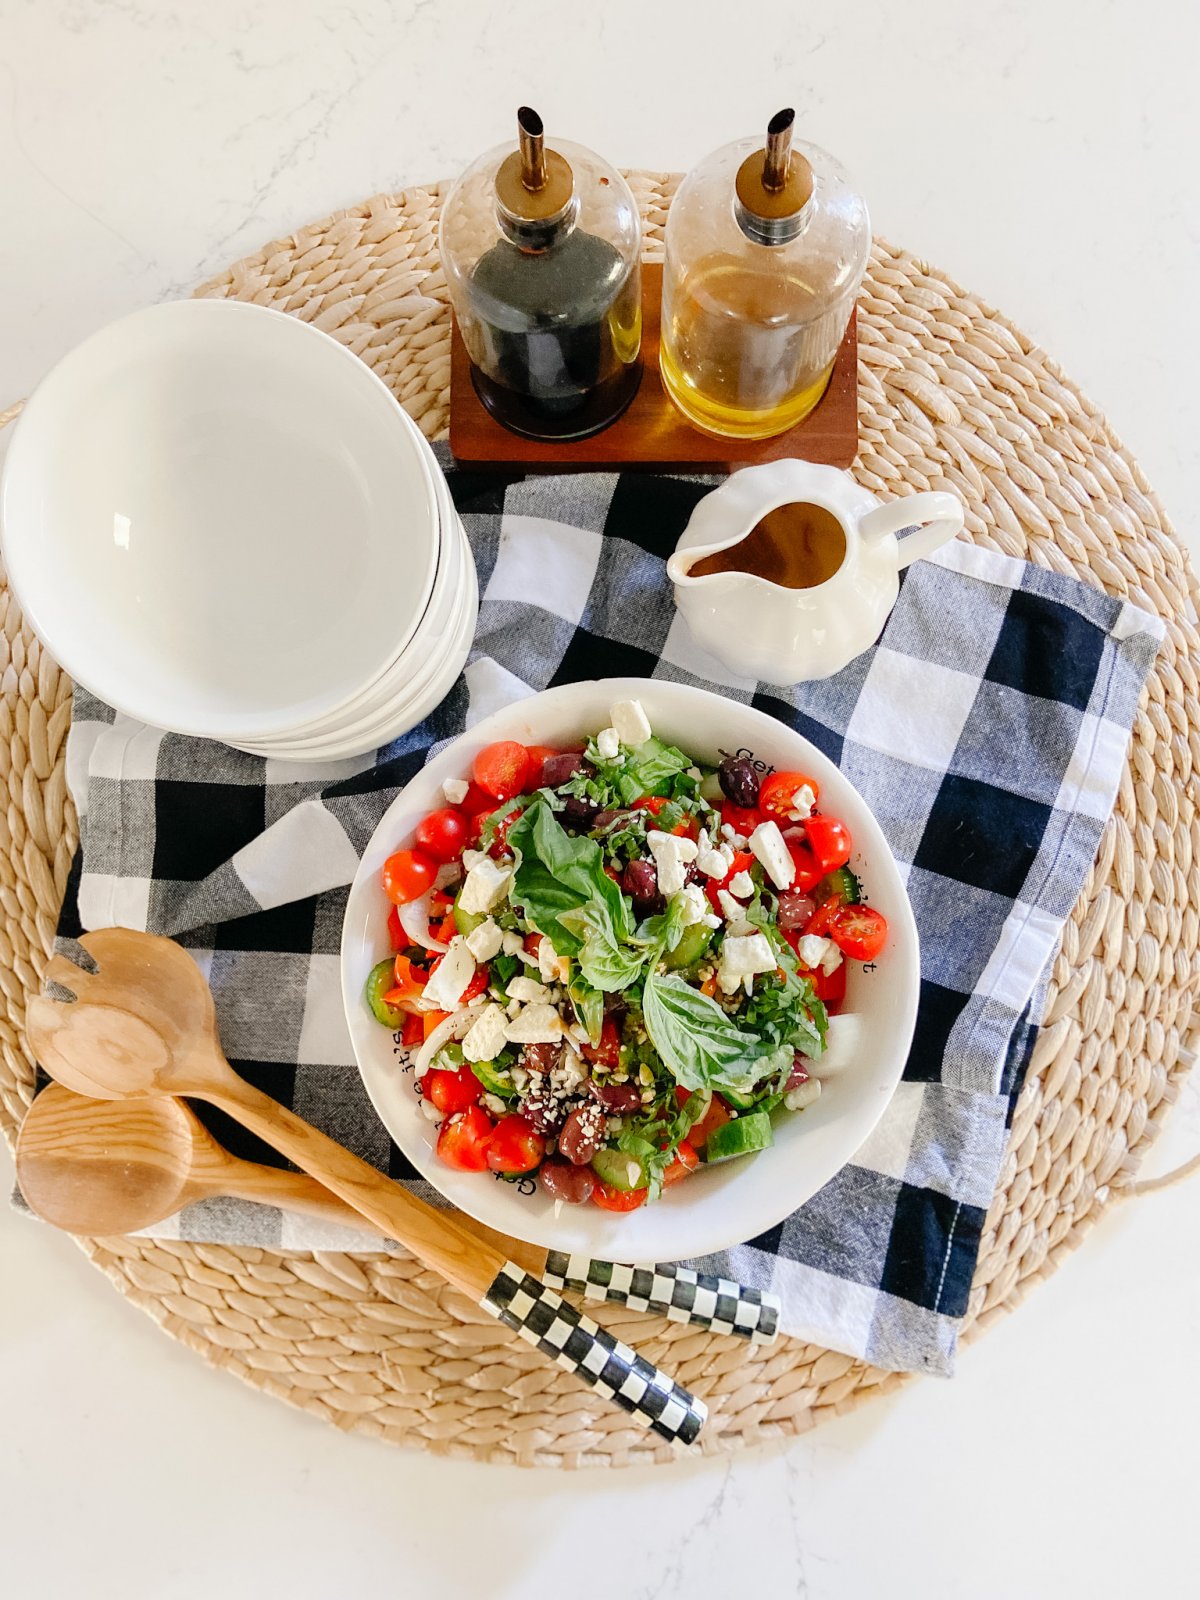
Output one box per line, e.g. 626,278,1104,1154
442,777,469,806
701,912,721,929
557,1046,587,1091
609,698,652,748
675,884,709,927
420,938,477,1010
596,726,620,759
462,1003,509,1062
419,1098,443,1124
648,829,699,896
697,847,729,879
508,974,550,1004
794,934,843,976
480,1092,508,1116
457,857,513,915
510,1064,530,1092
786,784,817,822
461,847,488,871
464,918,504,962
537,941,571,984
506,998,522,1018
784,1077,822,1112
749,819,795,891
717,889,741,923
501,929,525,956
717,931,776,993
728,870,754,899
504,1003,566,1044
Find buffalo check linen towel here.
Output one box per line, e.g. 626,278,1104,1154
51,448,1164,1375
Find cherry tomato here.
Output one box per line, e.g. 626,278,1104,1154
663,1140,700,1186
401,1012,424,1048
487,806,523,859
381,848,438,905
803,815,853,875
829,904,888,961
591,1179,648,1212
485,1113,546,1175
436,1105,494,1171
414,807,470,863
424,1063,483,1115
460,781,493,816
525,745,563,786
386,905,405,950
811,960,847,1011
786,839,826,893
759,771,821,823
721,801,762,838
676,1089,733,1151
633,795,669,816
473,741,534,802
581,1016,621,1070
802,899,840,939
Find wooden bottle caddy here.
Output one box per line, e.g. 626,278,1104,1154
449,262,858,471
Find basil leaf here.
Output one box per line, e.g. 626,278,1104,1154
558,900,645,992
568,978,605,1046
642,968,792,1095
613,736,691,804
634,893,686,954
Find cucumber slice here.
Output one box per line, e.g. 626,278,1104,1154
719,1083,766,1112
816,866,861,905
434,1043,465,1071
470,1057,517,1100
454,903,486,936
703,1111,774,1163
591,1147,646,1192
664,922,715,971
364,959,408,1030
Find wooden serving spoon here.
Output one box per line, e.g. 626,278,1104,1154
16,1080,779,1341
27,928,707,1443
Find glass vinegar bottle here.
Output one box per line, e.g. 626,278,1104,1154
440,107,642,442
660,110,869,439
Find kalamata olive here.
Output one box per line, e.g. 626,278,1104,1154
558,1102,608,1166
587,1078,643,1113
622,857,662,913
719,756,760,808
522,1040,563,1074
786,1055,811,1091
538,1159,596,1204
778,890,817,930
562,793,599,828
593,808,621,830
541,753,585,787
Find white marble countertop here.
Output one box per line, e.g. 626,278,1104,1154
1,3,1197,1596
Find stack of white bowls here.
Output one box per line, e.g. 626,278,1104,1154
0,300,477,762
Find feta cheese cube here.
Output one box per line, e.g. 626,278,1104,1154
461,847,489,871
508,975,550,1004
728,871,754,899
596,726,620,760
537,941,570,984
504,1003,566,1045
675,884,709,927
420,938,477,1010
456,857,512,915
794,934,843,976
464,918,504,962
647,829,699,896
501,930,526,956
701,912,722,929
787,784,816,822
717,931,776,994
462,1003,509,1062
749,819,795,891
716,889,741,922
696,848,729,879
784,1077,822,1112
609,698,652,748
442,777,469,806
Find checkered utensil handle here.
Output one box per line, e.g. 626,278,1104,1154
481,1262,707,1446
543,1251,780,1344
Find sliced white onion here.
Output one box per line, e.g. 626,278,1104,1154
412,1002,482,1078
398,890,449,955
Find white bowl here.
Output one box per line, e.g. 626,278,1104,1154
341,678,920,1263
0,299,440,741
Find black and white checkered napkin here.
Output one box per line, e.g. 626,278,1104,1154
57,446,1163,1375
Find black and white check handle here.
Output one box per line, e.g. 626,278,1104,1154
481,1262,707,1445
543,1251,780,1343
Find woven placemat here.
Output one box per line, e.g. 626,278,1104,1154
1,175,1197,1467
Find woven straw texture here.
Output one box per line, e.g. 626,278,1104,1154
1,174,1197,1467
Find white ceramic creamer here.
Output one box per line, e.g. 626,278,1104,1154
667,460,964,685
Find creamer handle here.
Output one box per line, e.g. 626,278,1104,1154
860,491,964,569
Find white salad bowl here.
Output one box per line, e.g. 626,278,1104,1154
0,298,440,742
341,678,920,1263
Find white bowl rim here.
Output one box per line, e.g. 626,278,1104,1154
340,676,921,1262
0,298,441,741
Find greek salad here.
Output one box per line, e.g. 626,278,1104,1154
364,699,888,1213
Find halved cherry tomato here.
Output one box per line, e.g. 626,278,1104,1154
811,960,847,1011
487,805,523,859
524,931,543,956
423,1008,451,1040
415,807,471,864
460,781,493,816
803,815,853,875
436,1104,494,1171
829,904,888,961
760,771,821,823
525,745,563,786
786,839,826,893
387,906,405,950
663,1140,700,1186
591,1179,648,1212
401,1012,424,1048
704,849,756,913
676,1089,733,1151
633,795,669,815
473,741,534,803
381,848,438,905
721,801,761,838
485,1113,546,1175
424,1062,483,1115
581,1015,621,1070
802,899,840,939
